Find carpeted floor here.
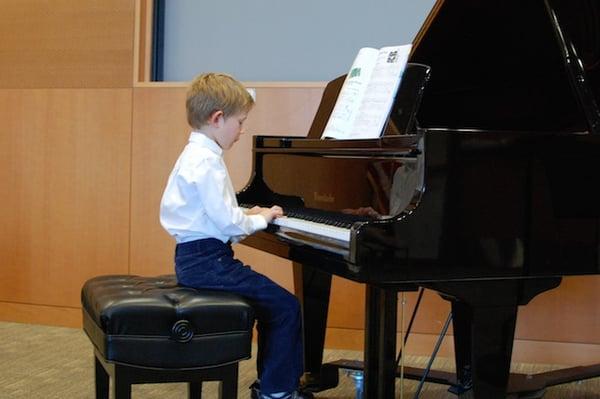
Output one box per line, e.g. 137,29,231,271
0,321,598,398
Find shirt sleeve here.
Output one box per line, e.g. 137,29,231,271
187,157,267,237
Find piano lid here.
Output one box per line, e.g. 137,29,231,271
409,0,600,133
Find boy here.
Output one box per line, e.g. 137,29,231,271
160,73,312,399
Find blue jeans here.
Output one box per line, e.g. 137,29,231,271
175,238,304,394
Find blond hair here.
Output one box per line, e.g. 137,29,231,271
186,72,254,129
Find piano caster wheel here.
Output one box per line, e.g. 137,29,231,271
342,369,364,399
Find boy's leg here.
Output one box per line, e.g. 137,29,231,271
240,268,304,394
175,239,304,394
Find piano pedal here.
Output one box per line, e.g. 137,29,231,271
299,365,340,393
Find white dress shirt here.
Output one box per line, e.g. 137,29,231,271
160,132,267,243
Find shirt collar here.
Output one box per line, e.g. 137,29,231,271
189,131,223,156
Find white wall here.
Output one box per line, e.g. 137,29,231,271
163,0,436,81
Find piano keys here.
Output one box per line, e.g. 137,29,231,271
272,212,352,245
241,205,360,245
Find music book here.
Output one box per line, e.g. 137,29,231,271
321,44,412,140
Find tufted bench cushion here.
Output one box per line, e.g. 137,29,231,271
81,274,255,369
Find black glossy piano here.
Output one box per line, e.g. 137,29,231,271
238,1,600,398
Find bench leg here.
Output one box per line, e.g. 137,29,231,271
94,357,109,399
92,349,240,399
113,371,132,399
189,381,203,398
219,364,239,399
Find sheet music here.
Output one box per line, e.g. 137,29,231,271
322,44,412,140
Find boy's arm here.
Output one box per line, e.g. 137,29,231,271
244,206,263,215
193,163,268,236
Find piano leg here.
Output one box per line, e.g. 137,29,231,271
364,285,398,399
451,300,473,394
452,300,517,399
292,262,335,390
431,278,562,399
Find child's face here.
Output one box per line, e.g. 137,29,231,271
216,111,249,150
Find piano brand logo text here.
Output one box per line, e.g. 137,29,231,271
314,192,335,203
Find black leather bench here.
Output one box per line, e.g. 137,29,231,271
81,275,255,399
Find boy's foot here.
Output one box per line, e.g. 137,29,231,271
260,392,314,399
250,381,260,399
249,381,314,399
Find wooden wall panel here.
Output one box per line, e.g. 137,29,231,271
130,86,190,276
0,0,135,88
516,276,600,344
0,302,81,328
0,89,132,308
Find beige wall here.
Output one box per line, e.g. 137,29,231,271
0,0,598,367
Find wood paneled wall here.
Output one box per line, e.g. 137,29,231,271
0,89,132,307
0,0,598,367
0,0,134,88
0,0,136,325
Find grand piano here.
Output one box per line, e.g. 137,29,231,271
238,0,600,398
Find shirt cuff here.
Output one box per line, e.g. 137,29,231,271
230,235,246,244
248,214,268,232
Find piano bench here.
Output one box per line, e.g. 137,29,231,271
81,274,255,399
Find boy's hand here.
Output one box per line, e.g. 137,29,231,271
245,206,263,215
259,205,284,223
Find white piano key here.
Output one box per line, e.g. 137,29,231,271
272,216,351,243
